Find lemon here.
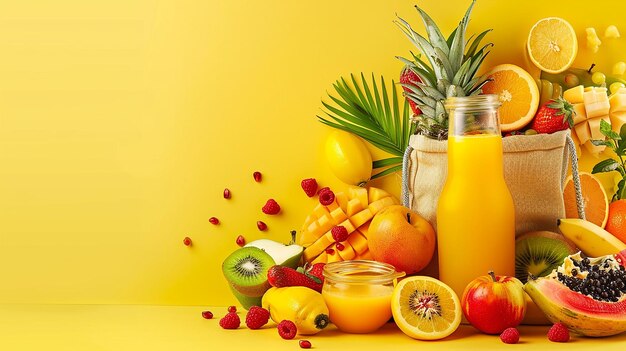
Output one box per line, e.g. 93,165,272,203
527,17,578,74
325,130,372,186
391,276,461,340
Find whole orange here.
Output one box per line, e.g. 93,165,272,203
367,205,435,275
605,199,626,244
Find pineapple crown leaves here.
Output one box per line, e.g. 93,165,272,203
317,73,417,179
546,97,576,128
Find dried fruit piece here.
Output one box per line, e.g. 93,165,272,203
228,306,237,313
500,327,520,344
253,171,262,182
547,323,570,342
245,306,270,329
262,199,281,215
219,312,241,329
236,235,246,247
201,311,213,319
301,178,318,197
183,237,192,246
277,320,297,339
257,221,268,231
299,340,312,349
209,217,220,225
336,243,345,251
223,188,231,199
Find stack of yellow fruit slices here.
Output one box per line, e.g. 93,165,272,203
563,85,612,154
298,186,399,264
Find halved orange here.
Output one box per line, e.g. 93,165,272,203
563,172,609,228
527,17,578,74
391,276,461,340
481,64,540,132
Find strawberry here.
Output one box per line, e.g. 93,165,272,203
297,263,326,286
400,65,423,116
267,265,323,292
530,97,575,134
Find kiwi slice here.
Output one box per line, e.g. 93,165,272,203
222,247,275,297
515,231,577,283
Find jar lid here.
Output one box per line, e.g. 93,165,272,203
444,94,501,110
322,260,405,284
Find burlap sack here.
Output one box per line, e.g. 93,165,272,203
402,130,583,236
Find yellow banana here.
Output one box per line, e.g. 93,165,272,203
557,218,626,256
262,287,330,335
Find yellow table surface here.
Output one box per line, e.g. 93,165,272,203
2,304,625,351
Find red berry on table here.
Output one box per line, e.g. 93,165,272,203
318,189,335,206
223,188,231,199
219,312,240,329
236,235,245,247
227,305,237,313
547,323,570,342
331,225,349,242
209,217,219,225
253,171,262,182
400,64,423,116
183,237,192,246
201,311,213,319
500,327,520,344
277,320,297,339
299,340,312,349
530,97,575,134
262,199,281,215
257,221,267,231
301,178,318,197
245,306,270,329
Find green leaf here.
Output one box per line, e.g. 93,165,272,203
373,157,403,169
617,179,626,201
590,139,614,148
617,123,626,156
600,119,621,140
592,158,621,174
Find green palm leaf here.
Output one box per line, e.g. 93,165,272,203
318,73,417,179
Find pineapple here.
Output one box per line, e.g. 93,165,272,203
396,0,492,140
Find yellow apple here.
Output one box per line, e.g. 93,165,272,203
367,205,435,275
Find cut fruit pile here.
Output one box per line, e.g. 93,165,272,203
298,186,399,264
563,85,612,154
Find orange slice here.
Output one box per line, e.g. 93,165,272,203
481,64,540,132
527,17,578,74
391,276,461,340
563,172,609,228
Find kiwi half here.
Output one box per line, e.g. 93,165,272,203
515,231,577,284
222,246,275,297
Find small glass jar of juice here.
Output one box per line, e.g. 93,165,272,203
322,260,405,333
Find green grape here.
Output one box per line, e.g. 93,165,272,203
610,82,625,94
564,73,580,88
592,71,606,85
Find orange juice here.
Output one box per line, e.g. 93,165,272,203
322,260,404,333
437,96,516,301
322,284,393,333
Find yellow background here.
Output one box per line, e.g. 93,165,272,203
1,0,625,308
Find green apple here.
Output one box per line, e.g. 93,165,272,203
245,239,303,268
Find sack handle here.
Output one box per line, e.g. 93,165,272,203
401,133,587,220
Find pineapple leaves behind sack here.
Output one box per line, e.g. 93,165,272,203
591,120,626,200
317,73,417,180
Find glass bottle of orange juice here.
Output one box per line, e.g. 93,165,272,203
436,95,515,300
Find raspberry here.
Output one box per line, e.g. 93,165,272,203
318,189,335,206
331,225,349,242
201,310,213,319
228,306,237,313
301,178,318,197
500,327,520,344
245,306,270,329
262,199,281,215
253,171,262,182
277,320,297,339
219,312,240,329
547,323,570,342
299,340,312,349
257,221,267,231
317,187,329,195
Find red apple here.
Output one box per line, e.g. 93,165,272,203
367,205,435,275
461,271,526,334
